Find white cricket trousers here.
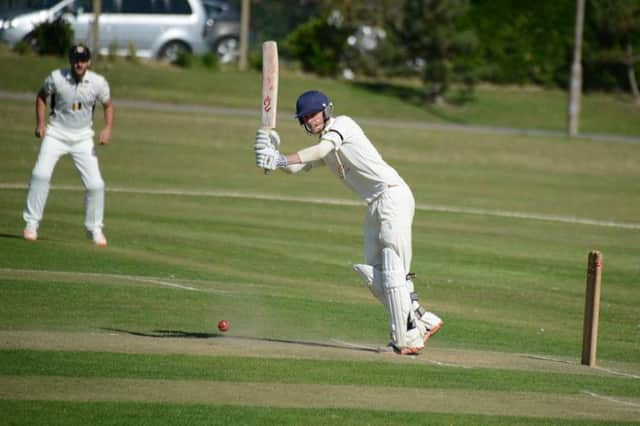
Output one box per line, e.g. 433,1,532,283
364,183,415,275
23,135,105,232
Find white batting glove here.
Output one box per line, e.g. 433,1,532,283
255,146,278,170
255,129,287,170
254,132,276,158
255,128,280,149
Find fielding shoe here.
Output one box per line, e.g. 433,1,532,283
87,230,108,247
23,228,38,241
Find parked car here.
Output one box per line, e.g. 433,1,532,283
201,0,240,64
0,0,210,62
0,0,62,49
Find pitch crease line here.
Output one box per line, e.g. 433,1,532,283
582,391,640,408
0,268,234,295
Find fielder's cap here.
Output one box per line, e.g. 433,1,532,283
69,44,91,62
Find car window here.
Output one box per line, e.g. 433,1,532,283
163,0,193,14
202,0,238,20
20,0,63,9
39,0,63,8
203,3,224,18
101,0,117,13
56,0,120,14
72,0,93,13
56,0,91,16
121,0,153,13
116,0,191,14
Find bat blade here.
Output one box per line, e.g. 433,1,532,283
261,41,279,129
260,41,279,174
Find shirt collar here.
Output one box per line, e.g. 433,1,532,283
321,117,336,135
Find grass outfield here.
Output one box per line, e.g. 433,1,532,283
1,46,640,138
1,55,640,423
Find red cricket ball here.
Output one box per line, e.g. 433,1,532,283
217,319,230,332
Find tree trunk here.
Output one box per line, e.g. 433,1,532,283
92,0,101,62
568,0,585,137
626,42,640,105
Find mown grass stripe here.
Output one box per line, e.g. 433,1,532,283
2,183,639,230
1,349,638,397
2,375,639,421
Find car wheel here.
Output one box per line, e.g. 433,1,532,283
214,36,239,64
158,41,190,63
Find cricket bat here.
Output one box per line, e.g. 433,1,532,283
261,41,279,174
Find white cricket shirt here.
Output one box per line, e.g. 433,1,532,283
320,116,405,203
41,68,111,143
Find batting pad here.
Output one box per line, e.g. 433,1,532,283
381,248,423,350
353,264,385,305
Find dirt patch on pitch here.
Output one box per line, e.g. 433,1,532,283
2,330,638,377
2,330,640,421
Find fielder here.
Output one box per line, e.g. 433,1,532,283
254,90,443,355
23,44,113,247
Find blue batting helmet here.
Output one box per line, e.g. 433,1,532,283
294,90,333,125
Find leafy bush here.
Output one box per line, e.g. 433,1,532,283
175,51,194,68
464,1,574,88
13,40,33,55
248,48,263,71
33,18,73,57
284,15,350,77
387,0,478,102
341,26,390,79
201,52,219,70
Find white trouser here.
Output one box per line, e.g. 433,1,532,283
359,184,442,340
364,184,424,349
364,184,414,271
23,135,105,232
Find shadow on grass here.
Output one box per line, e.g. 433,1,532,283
0,233,29,240
351,81,472,125
103,327,387,354
104,328,218,339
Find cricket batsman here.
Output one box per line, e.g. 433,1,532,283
254,90,443,355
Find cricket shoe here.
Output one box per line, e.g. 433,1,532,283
389,343,423,356
389,327,424,355
413,300,444,342
423,319,443,343
87,230,108,247
23,228,38,241
415,309,443,342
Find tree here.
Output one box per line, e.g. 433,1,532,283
390,0,477,104
464,0,574,88
282,0,394,77
250,0,322,47
283,14,350,76
318,0,401,28
589,0,640,103
318,0,403,78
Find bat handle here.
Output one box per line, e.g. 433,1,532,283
260,126,275,175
